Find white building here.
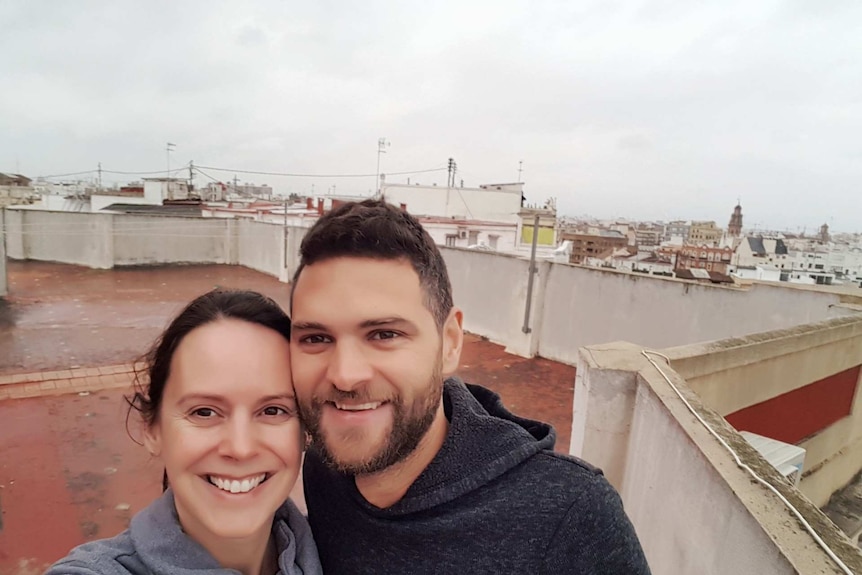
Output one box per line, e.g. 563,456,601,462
381,182,523,224
731,266,782,282
419,217,518,253
91,178,189,212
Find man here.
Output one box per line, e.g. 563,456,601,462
289,199,650,574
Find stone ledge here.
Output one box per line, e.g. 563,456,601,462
0,363,142,387
0,364,139,401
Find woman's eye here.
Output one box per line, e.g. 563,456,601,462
191,407,217,418
262,406,287,417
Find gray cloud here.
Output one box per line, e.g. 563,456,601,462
1,0,860,231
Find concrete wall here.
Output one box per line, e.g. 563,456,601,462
236,219,283,278
0,209,6,296
113,215,233,266
538,263,844,364
441,248,548,358
441,247,844,364
572,342,862,575
665,316,862,507
4,208,300,283
5,209,855,369
284,224,308,283
7,209,114,268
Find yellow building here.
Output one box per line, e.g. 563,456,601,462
688,221,723,246
519,207,557,245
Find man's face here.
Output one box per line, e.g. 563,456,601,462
290,256,462,475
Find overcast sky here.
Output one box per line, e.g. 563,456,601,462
2,0,860,232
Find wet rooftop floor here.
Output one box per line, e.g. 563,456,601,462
0,261,576,573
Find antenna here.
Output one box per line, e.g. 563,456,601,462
518,160,523,183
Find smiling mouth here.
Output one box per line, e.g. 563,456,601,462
207,473,268,494
333,401,383,411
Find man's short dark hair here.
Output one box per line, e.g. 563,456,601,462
291,199,453,328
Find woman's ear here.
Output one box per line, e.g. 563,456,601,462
142,423,162,458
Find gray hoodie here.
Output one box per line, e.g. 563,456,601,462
44,489,321,575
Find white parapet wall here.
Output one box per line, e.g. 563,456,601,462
442,246,850,364
5,208,114,269
5,209,856,365
0,209,7,297
4,207,299,282
664,316,862,507
112,215,236,266
441,247,549,358
573,342,862,574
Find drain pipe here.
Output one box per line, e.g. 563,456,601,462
522,215,540,334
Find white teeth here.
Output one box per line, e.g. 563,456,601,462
335,402,381,411
208,474,266,494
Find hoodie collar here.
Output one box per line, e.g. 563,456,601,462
130,490,316,575
346,377,555,515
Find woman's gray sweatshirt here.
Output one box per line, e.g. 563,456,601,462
44,489,321,575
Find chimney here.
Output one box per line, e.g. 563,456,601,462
400,203,407,212
306,197,313,210
317,198,324,215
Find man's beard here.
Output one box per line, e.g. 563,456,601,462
299,363,443,476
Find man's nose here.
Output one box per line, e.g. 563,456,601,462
326,340,374,392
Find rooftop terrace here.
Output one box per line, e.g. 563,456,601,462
0,261,575,574
4,207,862,573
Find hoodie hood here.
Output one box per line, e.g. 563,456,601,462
356,377,556,516
128,490,319,575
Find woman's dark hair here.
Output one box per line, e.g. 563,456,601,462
291,199,453,329
125,289,291,490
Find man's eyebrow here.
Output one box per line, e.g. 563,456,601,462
359,317,415,329
291,321,329,331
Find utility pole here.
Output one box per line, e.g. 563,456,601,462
97,162,102,190
166,142,175,177
189,160,195,192
522,214,540,334
376,137,389,197
284,198,296,270
166,142,176,200
233,175,240,195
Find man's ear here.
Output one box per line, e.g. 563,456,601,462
441,307,464,376
142,422,162,458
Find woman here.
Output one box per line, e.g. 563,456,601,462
46,289,321,575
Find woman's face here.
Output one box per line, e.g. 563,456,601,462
144,318,302,545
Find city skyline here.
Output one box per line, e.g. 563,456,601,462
2,0,861,232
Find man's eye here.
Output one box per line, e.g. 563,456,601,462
371,330,400,341
301,334,330,344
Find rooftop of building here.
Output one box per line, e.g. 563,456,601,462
0,261,576,573
4,207,862,572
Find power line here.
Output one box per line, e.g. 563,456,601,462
102,167,188,176
37,167,190,179
194,164,447,179
37,170,97,179
36,162,446,182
